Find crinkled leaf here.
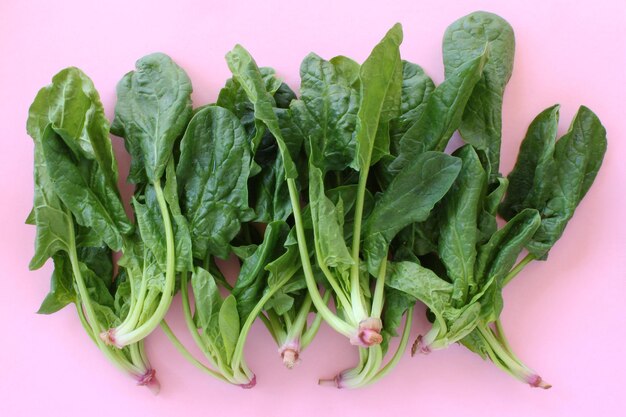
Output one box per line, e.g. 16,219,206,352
390,50,487,173
111,53,193,183
438,145,485,306
443,11,515,178
226,45,298,178
309,166,353,270
177,106,252,259
232,221,288,324
41,126,130,251
291,53,359,172
363,152,461,275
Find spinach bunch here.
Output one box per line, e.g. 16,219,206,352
26,10,607,391
387,12,607,388
225,19,493,387
26,68,159,392
100,53,194,349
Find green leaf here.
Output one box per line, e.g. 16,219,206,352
191,267,223,331
290,53,359,172
499,105,559,219
111,53,193,183
219,295,240,363
475,209,541,321
37,253,76,314
438,145,486,306
309,166,353,270
164,160,193,271
27,67,121,190
232,221,288,323
380,287,415,354
386,261,452,321
443,11,515,178
177,106,252,259
501,106,607,258
264,292,295,316
41,126,130,251
390,50,487,173
354,23,403,170
226,45,298,179
363,152,461,275
389,60,435,149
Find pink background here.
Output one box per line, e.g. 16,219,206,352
1,0,625,416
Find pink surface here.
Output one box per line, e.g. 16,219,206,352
1,0,625,415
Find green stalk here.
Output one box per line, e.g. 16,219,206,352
370,257,388,318
180,271,226,375
348,172,370,322
365,307,414,386
111,180,177,347
301,291,330,349
287,179,354,337
160,321,229,382
503,253,535,286
67,217,140,375
231,284,284,375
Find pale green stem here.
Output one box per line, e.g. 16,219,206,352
159,320,228,382
287,179,353,337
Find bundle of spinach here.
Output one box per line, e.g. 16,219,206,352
26,68,159,392
26,10,607,391
387,12,607,388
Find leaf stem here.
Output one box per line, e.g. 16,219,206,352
502,253,535,286
159,320,229,382
287,179,354,338
112,180,177,347
370,257,388,318
348,172,370,322
301,291,330,349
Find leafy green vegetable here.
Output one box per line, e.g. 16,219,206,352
443,11,515,179
26,67,158,392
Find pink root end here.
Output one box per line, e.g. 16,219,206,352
526,374,552,389
411,335,431,356
239,374,256,389
137,369,160,395
281,348,300,369
351,318,383,347
99,329,120,348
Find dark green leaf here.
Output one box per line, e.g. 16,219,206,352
177,106,252,259
363,152,461,275
443,11,515,178
390,50,487,173
219,295,240,363
111,53,193,183
354,23,403,170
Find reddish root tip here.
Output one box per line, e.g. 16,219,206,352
239,374,256,389
99,329,120,348
527,374,552,389
351,318,383,347
411,335,431,356
281,348,300,369
137,369,160,395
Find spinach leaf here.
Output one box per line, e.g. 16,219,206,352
443,11,515,178
500,106,607,258
111,53,193,184
363,151,461,275
390,49,487,173
177,106,252,259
